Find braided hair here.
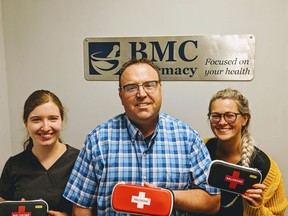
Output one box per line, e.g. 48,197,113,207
208,88,255,167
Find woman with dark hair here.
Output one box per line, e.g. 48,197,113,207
205,88,287,215
0,90,79,216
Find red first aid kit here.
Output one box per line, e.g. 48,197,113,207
0,199,48,216
111,182,174,216
207,160,262,194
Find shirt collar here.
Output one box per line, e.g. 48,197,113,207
124,113,163,143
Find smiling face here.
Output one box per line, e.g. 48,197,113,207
25,102,62,148
119,63,162,127
209,99,248,145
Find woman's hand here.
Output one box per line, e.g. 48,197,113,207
47,210,69,216
241,183,267,207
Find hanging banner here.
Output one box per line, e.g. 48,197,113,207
84,35,255,81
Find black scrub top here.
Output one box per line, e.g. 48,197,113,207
0,144,79,214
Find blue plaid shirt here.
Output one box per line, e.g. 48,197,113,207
63,112,219,215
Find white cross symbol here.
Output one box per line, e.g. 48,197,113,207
131,192,151,209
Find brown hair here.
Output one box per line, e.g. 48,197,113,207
23,90,65,149
118,58,161,88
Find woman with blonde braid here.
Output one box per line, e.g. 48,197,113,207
204,88,287,215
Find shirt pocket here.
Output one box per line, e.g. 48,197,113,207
156,167,191,190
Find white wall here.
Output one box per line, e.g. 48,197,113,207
1,0,288,202
0,0,11,171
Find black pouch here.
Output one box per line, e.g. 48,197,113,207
0,199,48,216
207,160,262,194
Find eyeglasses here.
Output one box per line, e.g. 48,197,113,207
120,80,160,96
207,112,242,124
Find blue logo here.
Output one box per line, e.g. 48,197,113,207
88,42,120,75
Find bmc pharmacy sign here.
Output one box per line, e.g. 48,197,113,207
84,35,255,81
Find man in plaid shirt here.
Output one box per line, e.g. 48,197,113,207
63,59,220,215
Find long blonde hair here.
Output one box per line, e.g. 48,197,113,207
208,88,255,167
